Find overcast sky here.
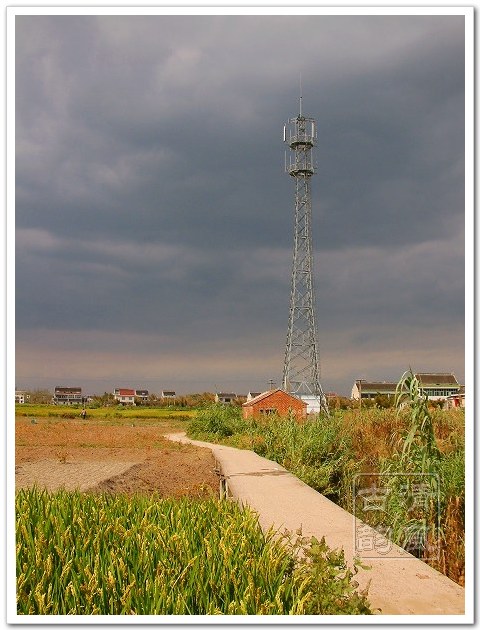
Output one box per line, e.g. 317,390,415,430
14,11,467,396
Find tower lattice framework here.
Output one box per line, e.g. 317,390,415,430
282,100,328,414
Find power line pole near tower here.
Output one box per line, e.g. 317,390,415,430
282,96,329,415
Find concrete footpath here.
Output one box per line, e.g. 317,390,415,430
166,432,465,616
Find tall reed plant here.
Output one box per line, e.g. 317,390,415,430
374,371,464,583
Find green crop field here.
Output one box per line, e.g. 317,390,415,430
16,488,371,615
15,403,194,428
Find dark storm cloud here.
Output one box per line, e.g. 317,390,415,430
15,13,466,393
16,16,464,247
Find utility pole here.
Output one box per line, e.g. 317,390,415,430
357,379,365,409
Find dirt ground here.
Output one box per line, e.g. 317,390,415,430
15,418,220,498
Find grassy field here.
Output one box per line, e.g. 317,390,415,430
16,488,371,615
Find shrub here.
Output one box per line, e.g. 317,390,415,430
189,404,245,438
188,410,359,502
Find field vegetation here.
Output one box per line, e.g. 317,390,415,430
187,372,465,585
15,373,464,615
16,488,371,615
15,409,373,615
15,404,194,427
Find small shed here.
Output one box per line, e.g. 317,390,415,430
242,389,307,420
445,386,465,409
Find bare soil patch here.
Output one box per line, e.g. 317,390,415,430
15,418,219,498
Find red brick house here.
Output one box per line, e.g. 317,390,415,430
242,389,307,420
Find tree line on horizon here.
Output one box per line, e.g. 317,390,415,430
17,388,417,410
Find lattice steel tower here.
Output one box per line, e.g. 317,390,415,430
282,96,328,414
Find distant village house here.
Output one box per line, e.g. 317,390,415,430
53,386,83,405
351,380,397,400
351,373,462,403
113,388,149,405
15,390,28,404
415,373,462,401
135,389,149,404
215,393,237,404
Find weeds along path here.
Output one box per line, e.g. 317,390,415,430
165,432,465,616
186,400,465,586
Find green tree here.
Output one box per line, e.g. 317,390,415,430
26,389,52,404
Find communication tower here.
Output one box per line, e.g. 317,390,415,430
282,96,328,414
